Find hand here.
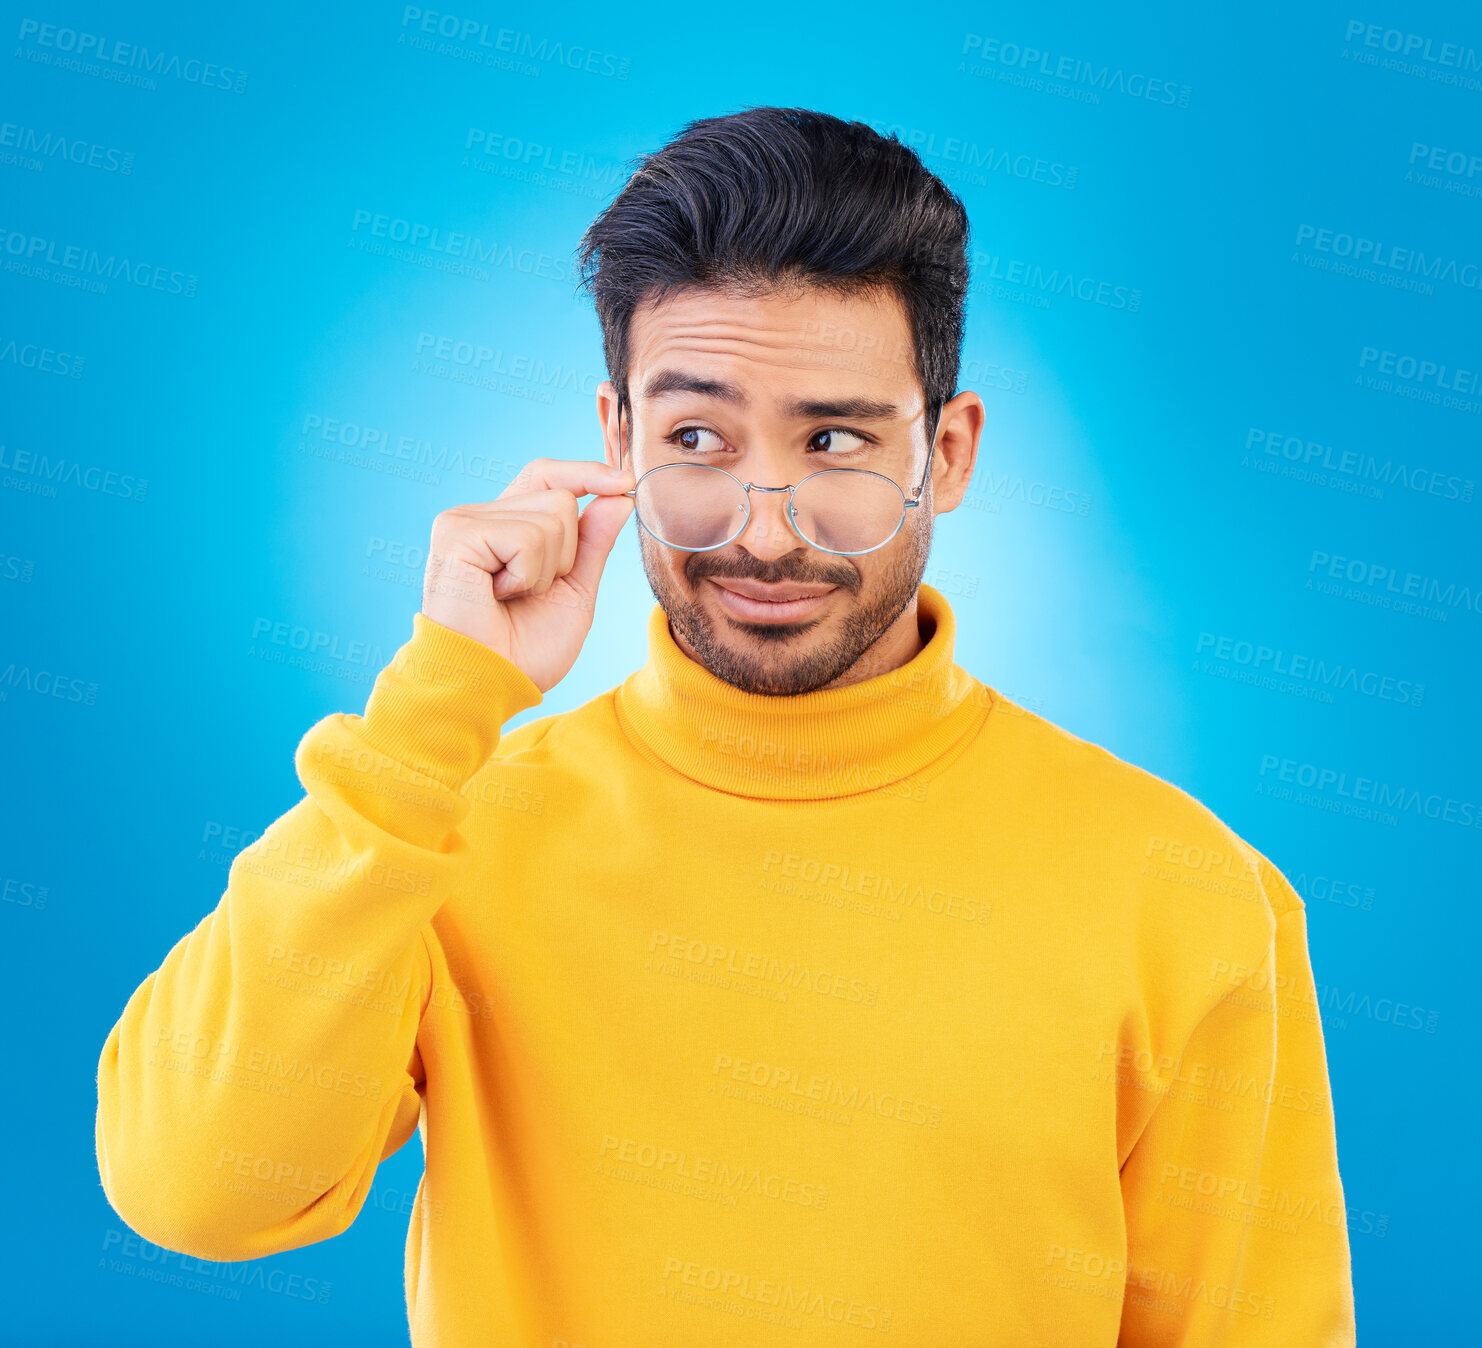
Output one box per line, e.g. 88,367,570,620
420,458,636,692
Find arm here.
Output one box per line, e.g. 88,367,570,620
95,614,541,1261
1116,860,1356,1346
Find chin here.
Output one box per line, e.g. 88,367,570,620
709,599,834,643
720,618,825,645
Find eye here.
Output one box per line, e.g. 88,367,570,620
807,428,870,454
668,426,727,453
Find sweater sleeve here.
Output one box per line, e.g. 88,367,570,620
1116,860,1356,1346
95,614,541,1261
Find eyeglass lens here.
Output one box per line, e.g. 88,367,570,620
633,463,905,554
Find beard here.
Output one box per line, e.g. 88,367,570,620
638,505,934,696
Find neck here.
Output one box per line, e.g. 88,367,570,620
668,592,926,692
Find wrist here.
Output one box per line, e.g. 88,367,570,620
354,613,543,789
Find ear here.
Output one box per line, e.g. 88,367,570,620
596,379,623,472
928,389,984,515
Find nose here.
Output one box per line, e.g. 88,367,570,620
733,484,805,559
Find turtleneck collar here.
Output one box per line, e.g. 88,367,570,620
613,584,995,800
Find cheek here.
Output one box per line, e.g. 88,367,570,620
903,500,935,548
863,510,931,579
639,530,692,587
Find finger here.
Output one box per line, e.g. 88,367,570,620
484,509,570,594
498,458,634,502
481,517,551,599
487,492,580,577
422,552,499,613
458,488,580,518
553,493,579,577
566,493,635,596
530,511,564,595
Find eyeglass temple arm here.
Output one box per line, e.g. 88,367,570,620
615,392,637,495
905,404,943,506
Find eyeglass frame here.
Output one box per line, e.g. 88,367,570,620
613,393,944,557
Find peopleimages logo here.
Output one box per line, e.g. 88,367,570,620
0,443,147,500
1195,632,1425,706
864,118,1078,190
1405,141,1482,202
970,249,1141,311
15,19,249,92
0,119,135,174
462,128,625,196
0,226,198,298
1244,427,1474,504
1355,344,1482,416
1257,754,1482,831
0,336,85,378
348,209,571,284
297,411,525,489
1357,346,1480,396
412,332,603,397
959,33,1193,106
1407,142,1482,182
398,7,631,80
1307,549,1482,616
0,661,99,705
249,618,384,669
1294,223,1481,293
1342,20,1482,78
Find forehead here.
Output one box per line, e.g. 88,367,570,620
625,283,921,411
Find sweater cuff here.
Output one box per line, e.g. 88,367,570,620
352,613,543,789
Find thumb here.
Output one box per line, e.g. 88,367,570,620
567,493,634,595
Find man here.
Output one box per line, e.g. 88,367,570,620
96,108,1356,1345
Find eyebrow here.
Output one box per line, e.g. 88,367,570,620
779,394,900,420
642,369,748,404
641,369,900,421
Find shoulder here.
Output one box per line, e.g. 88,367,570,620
491,685,621,760
458,687,623,814
978,688,1302,924
466,684,630,797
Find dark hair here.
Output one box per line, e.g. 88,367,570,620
577,106,970,432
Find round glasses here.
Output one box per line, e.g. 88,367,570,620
616,402,943,558
625,463,918,556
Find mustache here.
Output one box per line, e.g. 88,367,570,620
684,548,861,593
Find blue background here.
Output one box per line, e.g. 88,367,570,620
3,2,1478,1343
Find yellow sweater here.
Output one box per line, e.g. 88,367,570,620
96,585,1355,1346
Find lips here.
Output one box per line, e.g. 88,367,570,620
709,578,836,602
705,577,837,624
